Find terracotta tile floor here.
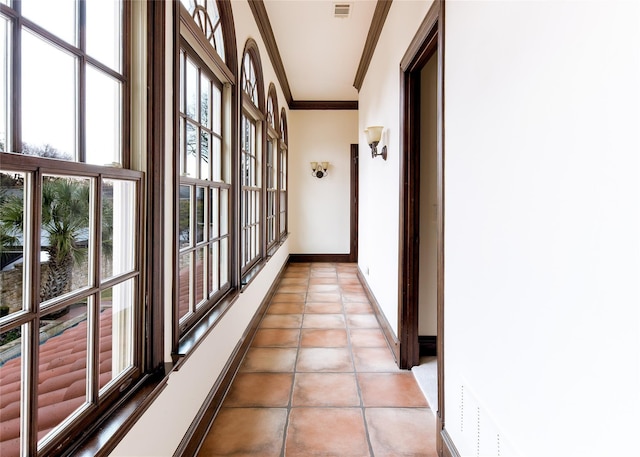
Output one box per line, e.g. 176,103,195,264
197,262,437,457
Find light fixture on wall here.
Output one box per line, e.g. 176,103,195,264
310,161,329,179
364,126,387,160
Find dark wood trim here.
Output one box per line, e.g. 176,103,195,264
357,267,400,363
418,335,437,356
175,259,289,457
247,1,361,110
398,0,441,366
247,0,293,106
288,254,352,263
289,100,358,111
353,0,393,91
398,2,447,455
147,0,168,374
173,290,239,368
440,426,461,457
400,1,440,71
349,144,359,262
62,371,169,457
178,3,235,84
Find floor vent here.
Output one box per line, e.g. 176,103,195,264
334,3,351,18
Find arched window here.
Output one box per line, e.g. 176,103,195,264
180,0,226,61
279,109,289,238
265,84,279,250
240,40,264,276
176,0,236,340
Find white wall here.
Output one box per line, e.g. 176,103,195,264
288,110,358,254
358,0,434,338
444,1,640,456
112,1,293,454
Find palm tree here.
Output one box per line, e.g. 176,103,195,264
39,177,90,302
0,176,90,304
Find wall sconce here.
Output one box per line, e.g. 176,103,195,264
364,126,387,160
310,161,329,178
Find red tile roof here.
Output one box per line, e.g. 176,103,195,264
0,308,114,457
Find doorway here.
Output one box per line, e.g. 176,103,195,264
398,0,445,453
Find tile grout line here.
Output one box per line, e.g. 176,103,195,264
341,268,376,457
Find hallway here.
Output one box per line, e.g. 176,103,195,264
196,262,437,456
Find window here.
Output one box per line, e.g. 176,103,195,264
0,3,139,456
177,0,234,339
1,0,126,165
265,85,278,251
240,43,264,276
180,0,225,61
177,49,230,330
279,109,288,238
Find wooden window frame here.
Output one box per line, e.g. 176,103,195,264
0,3,142,455
173,0,238,359
265,84,279,252
0,1,130,167
239,40,265,283
278,108,288,240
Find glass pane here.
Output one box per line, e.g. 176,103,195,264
200,131,210,181
280,191,287,234
212,84,222,135
178,253,191,321
86,0,122,71
22,0,77,45
185,58,197,119
86,66,121,166
0,325,22,457
220,237,228,286
38,301,88,442
179,50,185,113
200,74,210,128
179,118,185,175
209,188,219,240
99,279,134,393
22,31,76,160
194,247,205,307
0,171,26,316
0,17,8,153
179,185,191,249
180,0,196,15
209,242,218,296
41,176,91,304
220,188,228,236
195,187,205,243
211,137,221,182
102,179,136,281
185,122,197,177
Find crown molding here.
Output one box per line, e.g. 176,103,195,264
249,0,384,110
353,0,393,91
289,100,358,111
247,0,293,106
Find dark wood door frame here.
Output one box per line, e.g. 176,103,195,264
350,144,359,262
398,0,446,453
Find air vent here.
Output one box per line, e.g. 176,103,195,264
334,3,351,18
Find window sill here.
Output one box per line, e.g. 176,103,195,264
173,289,239,370
63,369,169,457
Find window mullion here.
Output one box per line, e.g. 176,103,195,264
11,14,21,153
88,175,102,404
78,0,86,163
23,168,42,457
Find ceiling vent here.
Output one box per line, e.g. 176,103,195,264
334,3,351,18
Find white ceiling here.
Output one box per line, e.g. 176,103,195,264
263,0,377,101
